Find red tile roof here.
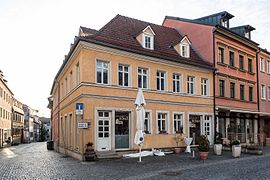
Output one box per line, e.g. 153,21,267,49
83,15,213,69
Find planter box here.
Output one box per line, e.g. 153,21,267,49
232,145,241,157
214,144,222,155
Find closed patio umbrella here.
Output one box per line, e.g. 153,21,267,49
134,88,146,162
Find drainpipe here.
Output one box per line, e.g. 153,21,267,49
213,28,217,143
256,48,261,142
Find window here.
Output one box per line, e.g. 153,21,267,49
260,58,265,72
96,60,109,84
180,44,190,58
245,32,250,39
69,71,73,90
138,68,148,89
173,74,182,93
173,113,183,133
230,82,235,98
218,47,225,63
76,63,80,85
143,34,154,50
156,71,166,91
267,61,270,74
187,76,195,95
248,59,253,73
69,114,72,147
157,113,168,133
201,78,209,96
144,112,151,134
268,86,270,101
261,84,266,99
219,80,225,97
240,84,245,100
249,86,253,102
65,77,68,94
229,51,235,66
239,55,244,70
221,19,228,28
118,64,129,87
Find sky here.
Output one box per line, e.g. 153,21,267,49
0,0,269,118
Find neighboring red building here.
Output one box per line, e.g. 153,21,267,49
163,11,261,144
257,48,270,145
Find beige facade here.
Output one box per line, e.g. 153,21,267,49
12,98,24,144
54,41,214,160
0,76,13,147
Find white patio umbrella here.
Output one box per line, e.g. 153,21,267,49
134,88,146,162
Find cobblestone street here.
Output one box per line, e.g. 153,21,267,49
0,142,270,180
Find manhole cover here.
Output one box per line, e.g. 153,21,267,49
160,171,181,176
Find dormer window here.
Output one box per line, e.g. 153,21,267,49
221,19,229,28
245,31,250,39
143,34,153,49
174,35,191,58
136,25,155,50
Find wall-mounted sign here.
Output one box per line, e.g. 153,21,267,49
77,122,89,129
76,103,84,115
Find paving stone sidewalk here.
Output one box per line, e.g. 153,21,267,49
0,142,269,180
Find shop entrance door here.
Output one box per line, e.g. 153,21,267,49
115,112,129,149
97,111,111,151
189,115,202,144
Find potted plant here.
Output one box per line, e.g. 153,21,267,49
198,135,210,160
84,142,97,161
231,140,241,157
214,132,223,155
173,134,184,154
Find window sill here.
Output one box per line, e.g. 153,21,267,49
228,65,237,70
248,72,255,75
217,62,228,67
159,131,168,134
144,131,150,134
239,69,246,73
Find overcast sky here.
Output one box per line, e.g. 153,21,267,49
0,0,269,117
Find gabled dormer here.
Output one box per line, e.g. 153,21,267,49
136,25,155,50
173,35,191,58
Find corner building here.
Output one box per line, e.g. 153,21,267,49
50,15,214,160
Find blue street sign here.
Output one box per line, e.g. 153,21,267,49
76,103,84,110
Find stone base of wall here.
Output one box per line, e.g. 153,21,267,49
266,138,270,146
58,146,83,161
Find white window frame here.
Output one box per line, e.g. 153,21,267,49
187,76,195,95
96,60,110,84
142,33,154,50
138,67,148,89
267,60,270,74
118,64,130,87
261,84,266,100
173,73,182,93
156,71,166,91
260,58,265,72
144,111,152,134
201,78,209,96
173,112,184,134
268,86,270,101
180,44,190,58
156,111,170,134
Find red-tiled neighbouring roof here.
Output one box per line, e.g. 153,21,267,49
83,14,213,69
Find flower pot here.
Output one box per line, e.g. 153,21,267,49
174,147,181,154
199,151,209,160
232,145,241,157
214,144,222,155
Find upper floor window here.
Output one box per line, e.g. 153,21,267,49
219,80,225,97
143,34,153,49
118,64,129,87
267,60,270,74
76,62,80,85
96,60,109,84
248,59,253,73
221,19,229,28
201,78,209,96
218,47,225,63
180,44,190,58
138,67,148,89
268,87,270,101
173,74,182,93
229,51,235,67
240,84,245,100
156,71,166,91
187,76,195,95
173,113,183,133
245,32,250,39
249,86,253,102
260,58,265,72
230,82,235,99
239,55,244,70
261,84,266,99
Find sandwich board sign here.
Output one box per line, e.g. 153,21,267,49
76,103,84,115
